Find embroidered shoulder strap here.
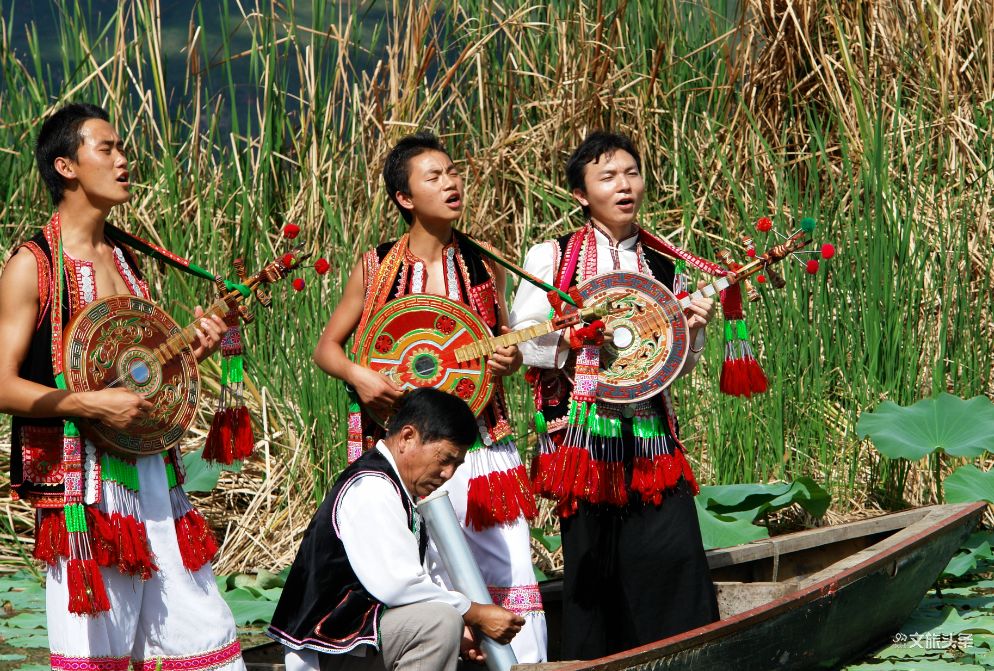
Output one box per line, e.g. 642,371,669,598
351,235,409,356
15,241,53,331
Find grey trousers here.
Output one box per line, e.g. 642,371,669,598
284,602,464,671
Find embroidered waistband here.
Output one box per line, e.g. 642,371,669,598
131,639,241,671
487,584,544,616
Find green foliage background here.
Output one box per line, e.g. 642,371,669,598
1,0,992,571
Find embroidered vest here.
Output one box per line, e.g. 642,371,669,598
8,230,146,507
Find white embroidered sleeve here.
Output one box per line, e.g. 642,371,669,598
509,242,570,369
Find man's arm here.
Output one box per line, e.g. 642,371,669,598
509,242,570,369
336,475,522,642
0,248,151,429
676,280,716,379
312,258,403,417
486,254,522,377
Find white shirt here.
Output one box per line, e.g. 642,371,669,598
334,442,471,614
509,226,704,375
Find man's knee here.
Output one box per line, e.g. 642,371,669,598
415,602,463,643
381,601,463,664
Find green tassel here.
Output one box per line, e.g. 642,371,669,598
63,420,80,438
64,503,87,533
675,260,687,274
736,320,748,340
800,217,817,233
165,463,178,489
724,321,734,342
228,356,244,384
349,401,361,414
534,411,548,434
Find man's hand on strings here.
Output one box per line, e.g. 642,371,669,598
351,365,404,417
487,326,523,376
684,280,717,332
191,306,228,361
84,388,154,431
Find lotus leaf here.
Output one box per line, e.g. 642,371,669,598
856,394,994,461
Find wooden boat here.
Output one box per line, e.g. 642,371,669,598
523,502,986,671
242,502,986,671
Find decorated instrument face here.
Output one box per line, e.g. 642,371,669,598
575,271,689,403
355,295,496,426
61,246,307,457
64,295,199,455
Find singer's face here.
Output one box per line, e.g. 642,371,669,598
396,428,466,497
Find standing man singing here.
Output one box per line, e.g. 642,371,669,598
510,131,720,660
0,103,245,671
312,132,547,662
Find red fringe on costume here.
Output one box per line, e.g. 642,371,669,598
34,509,157,581
67,558,110,615
465,465,537,531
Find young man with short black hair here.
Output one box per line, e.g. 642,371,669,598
313,131,547,662
0,103,243,670
510,130,720,659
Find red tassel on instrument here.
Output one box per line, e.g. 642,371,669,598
233,406,255,461
744,356,768,394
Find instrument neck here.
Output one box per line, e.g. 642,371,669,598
154,289,245,363
453,309,593,363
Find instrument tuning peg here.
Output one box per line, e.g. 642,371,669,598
744,279,760,302
238,305,255,324
255,289,272,308
233,258,248,282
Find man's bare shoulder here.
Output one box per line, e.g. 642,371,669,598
0,247,42,300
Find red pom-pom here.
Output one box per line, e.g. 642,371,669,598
314,258,330,275
282,252,297,267
756,217,773,232
746,248,756,257
292,278,306,291
282,224,300,239
821,243,835,259
757,274,767,284
806,259,820,274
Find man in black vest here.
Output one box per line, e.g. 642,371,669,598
268,388,523,671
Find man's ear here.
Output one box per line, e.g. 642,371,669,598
54,156,75,180
397,424,419,452
395,191,415,213
571,187,589,208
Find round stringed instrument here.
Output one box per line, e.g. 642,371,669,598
62,253,302,456
569,229,811,403
353,294,609,425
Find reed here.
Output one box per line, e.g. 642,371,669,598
1,0,991,573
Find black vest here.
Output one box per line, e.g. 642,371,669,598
267,448,426,654
8,230,143,505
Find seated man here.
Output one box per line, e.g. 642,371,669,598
267,388,524,671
